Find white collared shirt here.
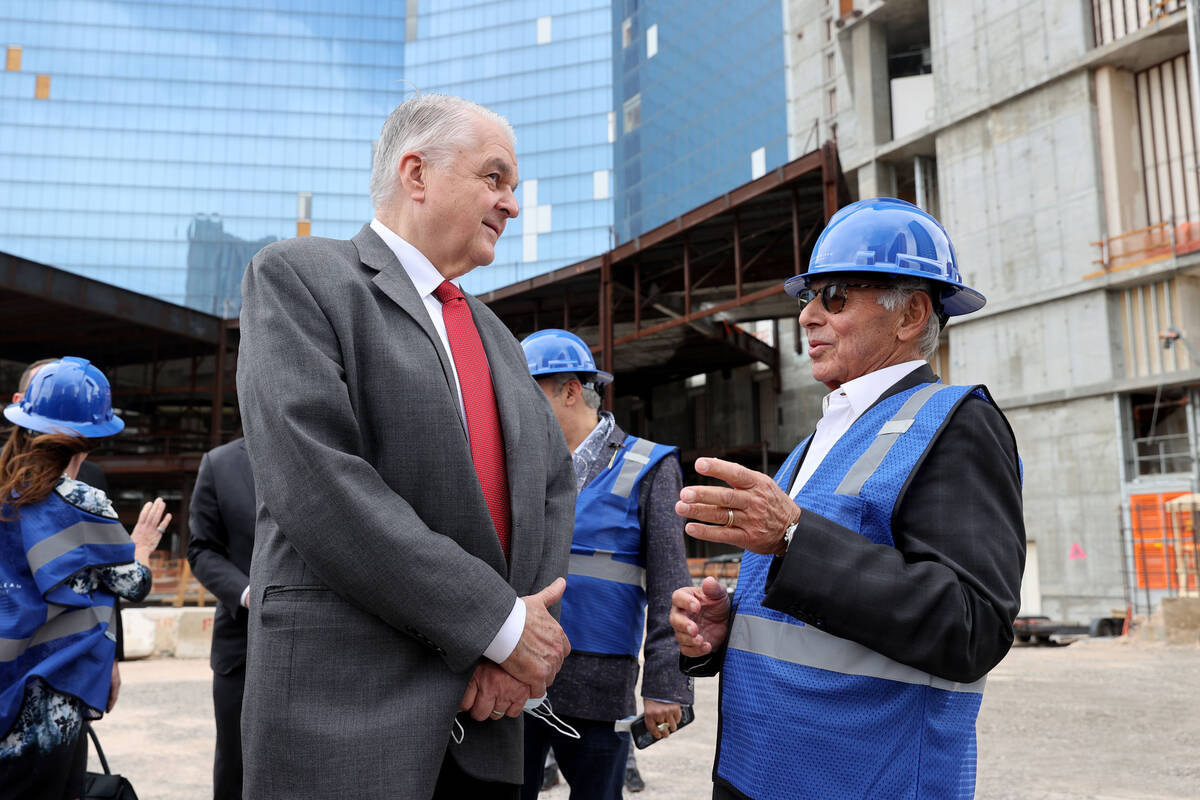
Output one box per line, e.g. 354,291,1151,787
369,218,466,424
789,360,927,496
369,218,524,664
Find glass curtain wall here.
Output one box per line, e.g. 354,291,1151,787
410,1,615,296
2,0,788,310
612,0,789,242
1,0,404,315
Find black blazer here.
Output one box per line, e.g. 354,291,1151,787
77,460,108,493
186,437,256,674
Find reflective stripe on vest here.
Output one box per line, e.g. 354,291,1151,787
834,382,944,497
0,603,114,662
560,435,675,656
0,493,127,733
610,438,656,498
728,613,985,694
26,520,132,575
568,550,646,589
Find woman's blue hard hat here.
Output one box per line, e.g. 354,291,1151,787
783,197,986,316
3,356,125,438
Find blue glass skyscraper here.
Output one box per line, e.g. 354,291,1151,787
0,0,789,311
612,0,790,242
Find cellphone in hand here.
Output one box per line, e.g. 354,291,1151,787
629,704,695,749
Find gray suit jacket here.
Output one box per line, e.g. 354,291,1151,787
237,225,575,798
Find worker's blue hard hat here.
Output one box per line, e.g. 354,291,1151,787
784,197,986,316
4,357,125,437
521,329,613,386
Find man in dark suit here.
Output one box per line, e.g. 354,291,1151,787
237,94,575,800
670,199,1026,800
186,437,254,800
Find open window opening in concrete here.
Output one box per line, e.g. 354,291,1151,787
884,1,932,141
1094,50,1200,271
1117,277,1200,377
1125,387,1195,477
890,155,938,216
1092,0,1185,47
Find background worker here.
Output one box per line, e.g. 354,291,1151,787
520,329,693,800
0,357,169,799
670,198,1026,800
186,435,255,800
12,359,138,707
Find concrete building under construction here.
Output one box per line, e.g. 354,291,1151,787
766,0,1200,622
483,0,1200,623
3,1,1198,625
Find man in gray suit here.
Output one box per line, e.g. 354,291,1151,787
237,94,575,800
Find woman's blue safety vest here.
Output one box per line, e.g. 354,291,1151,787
718,383,996,800
1,491,133,736
561,436,676,656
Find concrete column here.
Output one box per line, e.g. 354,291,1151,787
1094,66,1147,237
851,20,892,147
856,160,895,201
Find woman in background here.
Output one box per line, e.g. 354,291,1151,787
0,357,170,799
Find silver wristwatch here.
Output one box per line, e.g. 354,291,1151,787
780,518,799,553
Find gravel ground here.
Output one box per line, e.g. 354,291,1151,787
92,637,1200,799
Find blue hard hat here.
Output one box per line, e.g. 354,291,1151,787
3,357,125,438
521,329,613,386
783,197,986,316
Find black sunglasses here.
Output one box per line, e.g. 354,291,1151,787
795,282,889,314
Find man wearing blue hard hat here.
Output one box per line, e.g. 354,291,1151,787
669,198,1025,800
519,329,693,800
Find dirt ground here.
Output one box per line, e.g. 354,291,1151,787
93,637,1199,799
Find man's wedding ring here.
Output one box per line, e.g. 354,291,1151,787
721,508,734,528
656,722,670,732
156,525,167,533
489,709,504,718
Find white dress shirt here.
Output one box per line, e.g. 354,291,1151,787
790,360,928,497
369,218,525,664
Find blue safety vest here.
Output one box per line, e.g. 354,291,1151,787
718,383,1003,800
1,490,133,736
560,436,676,656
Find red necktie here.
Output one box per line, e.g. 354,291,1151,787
433,280,511,557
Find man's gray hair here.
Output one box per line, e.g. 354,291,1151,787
369,94,516,211
876,277,943,359
547,372,602,410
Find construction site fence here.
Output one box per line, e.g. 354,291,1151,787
1122,492,1200,618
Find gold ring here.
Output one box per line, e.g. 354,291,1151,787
721,508,734,528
